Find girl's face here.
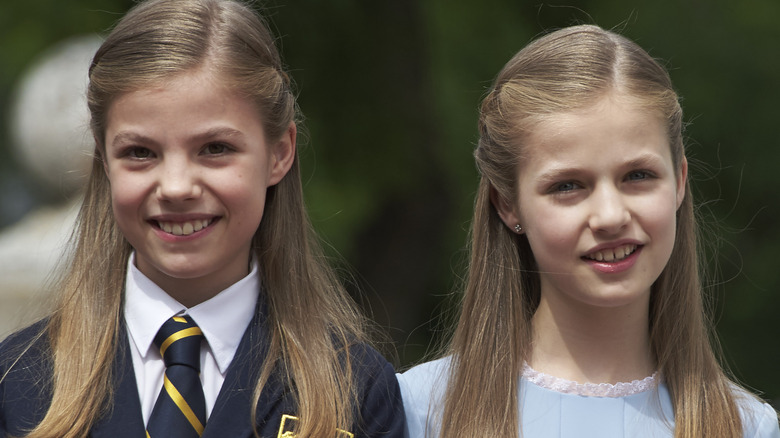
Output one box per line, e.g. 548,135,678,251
103,68,295,306
496,94,686,312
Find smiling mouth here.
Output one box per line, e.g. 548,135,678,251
156,219,214,236
583,244,638,262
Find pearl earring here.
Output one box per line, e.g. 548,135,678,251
514,224,522,233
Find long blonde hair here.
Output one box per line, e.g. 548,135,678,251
441,25,744,437
18,0,366,436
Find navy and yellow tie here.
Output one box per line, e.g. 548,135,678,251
146,315,207,438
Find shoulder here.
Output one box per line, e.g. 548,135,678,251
346,342,397,390
398,357,452,382
732,387,780,438
0,319,50,371
396,357,452,438
397,356,451,404
347,343,406,438
0,320,54,435
348,343,400,400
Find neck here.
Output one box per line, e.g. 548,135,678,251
135,256,252,308
146,268,247,308
161,279,223,308
529,293,654,384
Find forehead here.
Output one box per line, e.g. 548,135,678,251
519,95,670,165
104,68,265,146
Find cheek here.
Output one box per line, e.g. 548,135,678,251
523,204,580,263
106,171,147,227
108,188,138,243
639,191,679,235
108,175,137,208
220,176,268,224
652,215,678,262
219,176,260,205
110,191,133,227
635,193,679,268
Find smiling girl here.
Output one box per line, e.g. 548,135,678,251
398,25,779,437
0,1,404,437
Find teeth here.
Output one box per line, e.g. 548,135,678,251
586,244,637,262
158,219,211,236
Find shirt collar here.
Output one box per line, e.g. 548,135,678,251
124,252,260,374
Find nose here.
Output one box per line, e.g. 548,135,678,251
156,157,201,202
588,184,630,234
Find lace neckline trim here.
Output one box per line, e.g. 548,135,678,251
522,363,659,397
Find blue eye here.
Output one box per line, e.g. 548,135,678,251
556,182,578,192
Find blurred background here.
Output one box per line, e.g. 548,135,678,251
1,0,778,404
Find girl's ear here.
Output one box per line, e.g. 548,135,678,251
490,185,523,233
267,122,297,187
676,156,688,209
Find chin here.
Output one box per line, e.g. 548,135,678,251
587,289,651,309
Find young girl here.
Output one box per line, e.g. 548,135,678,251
0,0,404,437
398,25,779,437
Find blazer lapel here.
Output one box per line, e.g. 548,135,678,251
90,328,145,438
202,305,292,438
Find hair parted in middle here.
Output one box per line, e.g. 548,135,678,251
29,1,367,437
440,24,743,438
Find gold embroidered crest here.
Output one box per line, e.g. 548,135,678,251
276,414,354,438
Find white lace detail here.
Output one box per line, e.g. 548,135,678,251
522,363,658,397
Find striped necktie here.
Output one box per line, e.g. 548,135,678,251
146,315,207,438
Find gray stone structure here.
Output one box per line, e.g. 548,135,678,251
0,36,101,337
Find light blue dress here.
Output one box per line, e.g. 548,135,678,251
398,357,780,438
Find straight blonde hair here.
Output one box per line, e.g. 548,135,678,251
441,25,746,437
13,0,367,436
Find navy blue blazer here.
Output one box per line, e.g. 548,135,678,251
0,312,405,437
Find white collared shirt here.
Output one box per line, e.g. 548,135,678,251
123,252,259,425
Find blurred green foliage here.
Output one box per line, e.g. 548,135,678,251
1,0,778,403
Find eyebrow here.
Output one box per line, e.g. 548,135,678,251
109,127,246,148
535,153,667,184
535,167,580,187
110,131,157,148
622,153,666,170
192,127,246,142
